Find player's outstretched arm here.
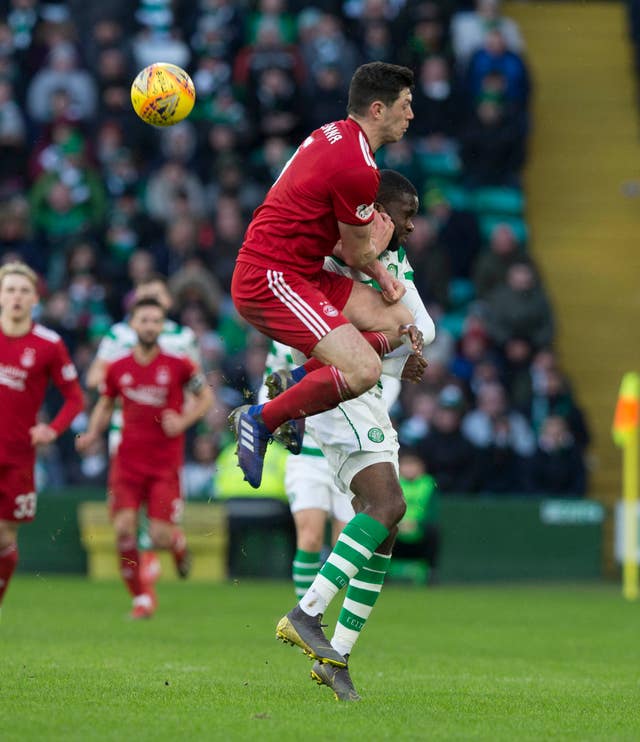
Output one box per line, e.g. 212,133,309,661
76,396,115,453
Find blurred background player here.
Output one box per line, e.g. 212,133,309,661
76,298,212,619
0,262,83,613
86,274,202,585
272,171,435,699
230,62,421,490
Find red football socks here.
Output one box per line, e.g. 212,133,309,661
0,543,18,606
117,535,144,597
300,331,392,375
171,529,187,566
261,364,353,431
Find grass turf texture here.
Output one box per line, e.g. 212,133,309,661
1,577,639,741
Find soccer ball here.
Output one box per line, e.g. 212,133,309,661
130,63,196,127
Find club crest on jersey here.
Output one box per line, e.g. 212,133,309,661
120,373,133,386
20,347,36,368
156,366,170,385
355,203,374,221
320,302,339,317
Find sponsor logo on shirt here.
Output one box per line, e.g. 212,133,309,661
20,348,36,368
355,203,374,221
0,364,27,391
122,385,168,407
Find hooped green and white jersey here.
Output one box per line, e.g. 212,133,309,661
97,319,200,364
97,319,201,444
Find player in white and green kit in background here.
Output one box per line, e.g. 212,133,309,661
271,171,435,700
86,275,203,584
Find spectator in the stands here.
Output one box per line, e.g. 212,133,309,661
404,214,451,309
462,380,535,492
424,186,482,280
356,19,395,63
450,321,496,385
245,64,304,146
451,0,523,70
398,389,438,447
0,77,27,193
466,27,531,111
410,55,463,142
472,222,526,299
530,415,587,496
0,196,44,272
233,16,305,94
484,260,554,351
303,63,349,132
298,11,359,87
399,1,450,72
26,42,98,123
144,161,206,225
416,384,481,494
528,365,590,451
168,256,222,322
459,94,527,186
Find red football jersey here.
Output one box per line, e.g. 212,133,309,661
0,323,83,467
238,117,380,276
103,351,197,476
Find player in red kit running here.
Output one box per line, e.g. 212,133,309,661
76,298,213,619
0,262,83,613
229,62,422,491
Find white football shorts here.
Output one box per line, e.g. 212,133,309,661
305,388,399,494
285,449,355,520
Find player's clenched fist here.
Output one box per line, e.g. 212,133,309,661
161,409,186,437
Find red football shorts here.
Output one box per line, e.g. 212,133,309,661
108,459,183,524
0,465,37,522
231,262,354,357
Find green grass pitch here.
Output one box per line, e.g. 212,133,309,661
2,576,639,741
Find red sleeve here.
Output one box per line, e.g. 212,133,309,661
49,340,84,435
328,166,380,226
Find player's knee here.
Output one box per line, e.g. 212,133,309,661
149,527,172,550
349,355,382,393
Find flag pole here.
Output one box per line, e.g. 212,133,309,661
613,372,640,601
623,424,639,600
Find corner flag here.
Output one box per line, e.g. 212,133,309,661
613,372,640,600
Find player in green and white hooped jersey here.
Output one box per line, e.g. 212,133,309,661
274,171,436,700
86,275,203,584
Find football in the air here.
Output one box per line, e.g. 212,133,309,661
130,62,196,127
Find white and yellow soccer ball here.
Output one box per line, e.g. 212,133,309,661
130,62,196,127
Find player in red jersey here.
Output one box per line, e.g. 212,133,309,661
229,62,422,490
76,298,213,619
0,262,83,612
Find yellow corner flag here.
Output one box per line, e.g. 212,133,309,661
613,372,640,600
613,372,640,447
